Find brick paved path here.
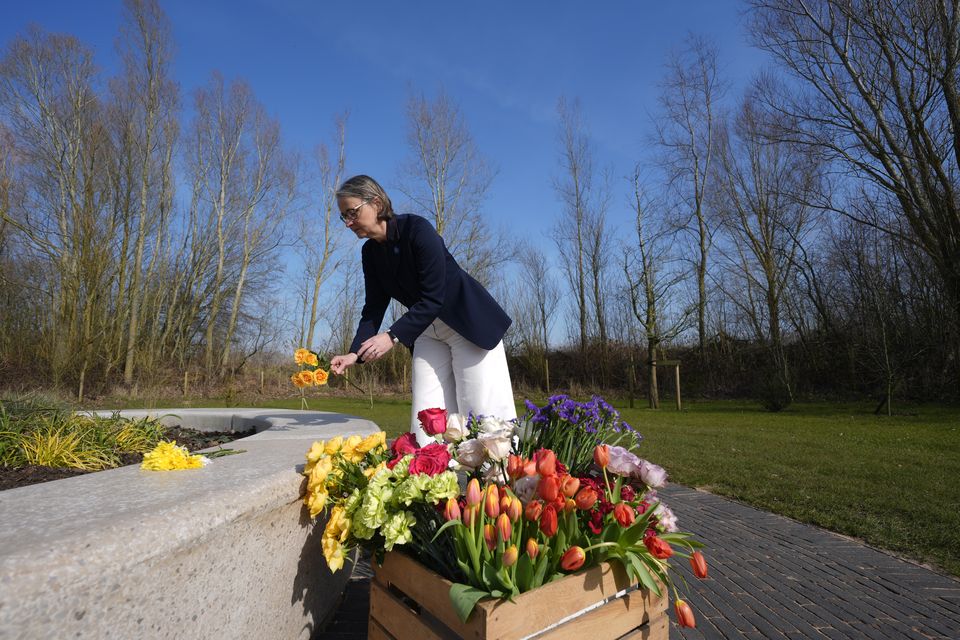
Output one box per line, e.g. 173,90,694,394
315,485,960,639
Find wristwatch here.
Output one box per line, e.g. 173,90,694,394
386,330,400,345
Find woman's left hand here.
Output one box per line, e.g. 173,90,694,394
357,332,395,362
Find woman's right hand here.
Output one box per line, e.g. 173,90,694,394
330,353,358,375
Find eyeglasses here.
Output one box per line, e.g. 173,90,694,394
339,199,369,223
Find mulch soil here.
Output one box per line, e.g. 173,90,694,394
0,426,255,491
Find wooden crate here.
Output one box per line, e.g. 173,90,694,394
369,551,669,640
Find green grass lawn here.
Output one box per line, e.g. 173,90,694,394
104,393,960,577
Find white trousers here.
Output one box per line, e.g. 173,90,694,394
410,318,516,445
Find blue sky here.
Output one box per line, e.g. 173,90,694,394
1,0,767,252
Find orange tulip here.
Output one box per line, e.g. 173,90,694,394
560,546,586,571
538,475,560,502
462,504,478,528
536,449,557,476
644,535,673,559
594,444,610,469
564,497,577,513
575,487,598,510
560,474,580,498
506,454,525,479
613,503,635,527
496,513,512,542
500,494,512,514
523,458,537,476
466,478,482,507
502,545,518,567
484,484,500,519
691,551,708,579
506,496,522,522
525,537,539,560
539,504,558,537
483,524,497,551
444,498,461,522
524,499,543,522
675,600,696,628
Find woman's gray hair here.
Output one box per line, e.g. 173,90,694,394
336,175,394,220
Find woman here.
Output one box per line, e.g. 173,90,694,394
329,175,516,445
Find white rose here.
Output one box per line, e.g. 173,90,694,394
483,464,508,484
443,413,466,443
478,429,512,461
456,438,487,470
479,416,514,435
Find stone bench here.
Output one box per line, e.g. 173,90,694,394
0,408,378,640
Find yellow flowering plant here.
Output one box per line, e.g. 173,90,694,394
291,348,330,409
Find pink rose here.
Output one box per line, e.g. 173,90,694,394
408,443,452,476
417,407,448,436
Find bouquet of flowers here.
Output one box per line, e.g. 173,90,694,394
291,348,330,409
302,397,708,629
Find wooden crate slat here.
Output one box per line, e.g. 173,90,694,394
537,589,667,640
617,614,669,639
373,552,482,637
369,579,457,640
367,617,396,640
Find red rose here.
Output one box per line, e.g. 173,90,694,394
417,407,447,436
387,432,420,469
644,535,674,559
407,442,451,476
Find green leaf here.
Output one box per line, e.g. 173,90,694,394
449,583,490,623
516,554,533,592
627,552,662,596
531,549,551,589
430,518,463,543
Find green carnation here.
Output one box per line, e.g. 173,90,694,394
382,510,416,551
426,471,460,503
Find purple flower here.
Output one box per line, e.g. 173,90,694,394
639,459,668,488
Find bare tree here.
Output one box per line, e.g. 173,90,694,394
625,168,692,408
509,242,559,390
713,92,823,404
748,0,960,386
398,89,501,285
297,115,348,349
656,34,726,356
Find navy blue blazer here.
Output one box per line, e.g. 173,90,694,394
349,214,511,357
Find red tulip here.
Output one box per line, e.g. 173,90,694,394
560,475,580,498
536,449,557,476
502,545,518,567
644,535,673,559
575,487,598,510
483,524,497,550
443,498,461,522
524,499,543,522
496,513,512,542
484,484,500,519
613,503,635,528
523,458,537,476
594,444,610,469
506,496,522,522
560,546,586,571
675,600,696,628
525,537,539,560
539,504,558,537
466,478,482,507
538,475,560,502
691,551,708,579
